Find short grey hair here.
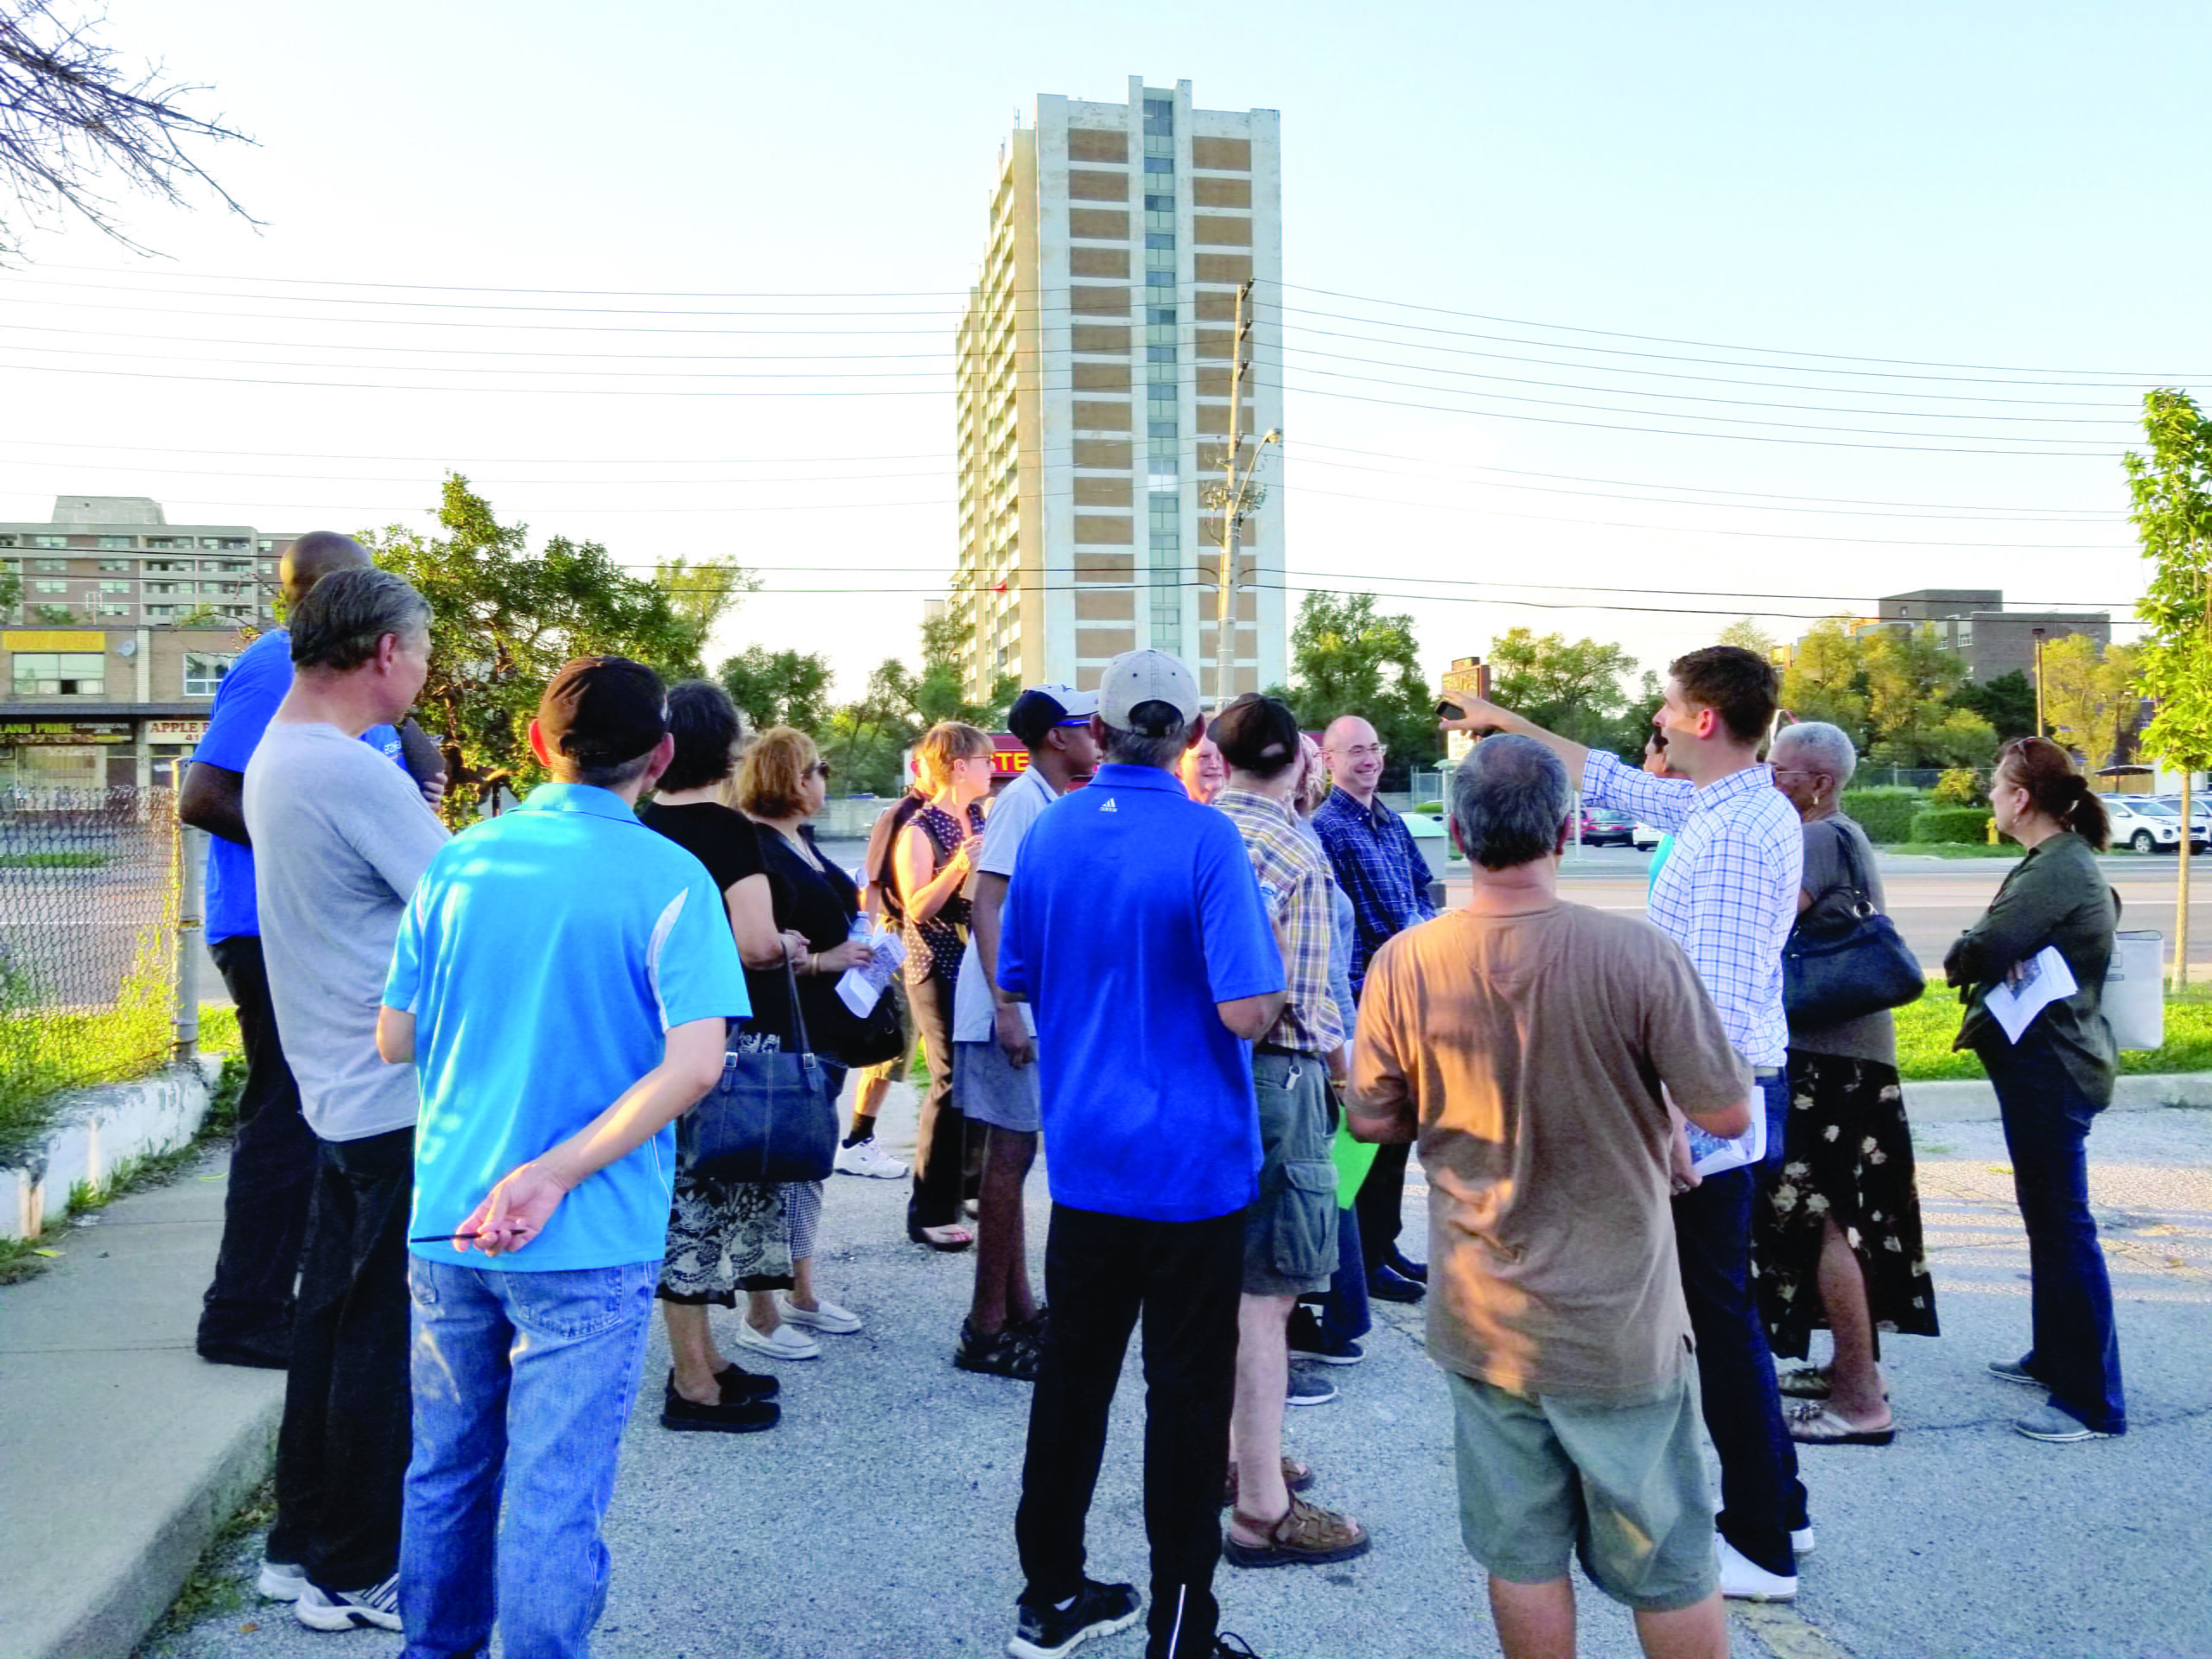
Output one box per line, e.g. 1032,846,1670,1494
1772,721,1857,789
1102,703,1195,772
1451,734,1571,870
288,568,431,673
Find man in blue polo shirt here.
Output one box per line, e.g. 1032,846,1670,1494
181,531,432,1370
376,657,746,1659
998,650,1285,1659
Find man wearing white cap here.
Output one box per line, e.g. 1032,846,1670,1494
952,683,1100,1382
997,652,1287,1659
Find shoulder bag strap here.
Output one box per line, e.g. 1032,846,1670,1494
783,957,816,1059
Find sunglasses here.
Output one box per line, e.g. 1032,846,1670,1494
807,761,833,779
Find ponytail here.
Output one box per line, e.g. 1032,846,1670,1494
1997,737,2110,852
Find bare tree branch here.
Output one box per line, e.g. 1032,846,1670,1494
0,0,259,263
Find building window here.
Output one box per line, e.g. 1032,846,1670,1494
28,536,67,550
99,580,130,593
1146,268,1175,288
1144,156,1172,177
33,558,67,573
96,536,134,550
1147,345,1176,363
10,652,105,697
183,652,236,697
257,539,273,553
97,603,132,618
1142,97,1173,137
1146,232,1175,251
145,537,188,550
1149,419,1178,440
1145,194,1173,214
97,559,130,571
0,535,14,547
35,580,67,594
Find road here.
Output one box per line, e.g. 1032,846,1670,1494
141,1090,2212,1659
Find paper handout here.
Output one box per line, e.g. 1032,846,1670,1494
1982,945,2077,1045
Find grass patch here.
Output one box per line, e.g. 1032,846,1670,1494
0,1002,242,1160
0,849,108,870
1880,842,2023,860
1896,983,2212,1081
146,1476,276,1643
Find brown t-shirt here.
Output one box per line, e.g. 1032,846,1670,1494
1353,902,1749,1402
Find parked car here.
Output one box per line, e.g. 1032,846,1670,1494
1578,807,1637,848
1632,821,1664,851
2104,797,2197,855
2153,795,2211,842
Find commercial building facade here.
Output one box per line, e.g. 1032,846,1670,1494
1859,589,2110,683
948,78,1286,703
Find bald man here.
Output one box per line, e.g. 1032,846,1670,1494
184,531,443,1370
1312,714,1438,1305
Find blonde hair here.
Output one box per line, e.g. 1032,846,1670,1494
913,720,991,792
735,726,819,818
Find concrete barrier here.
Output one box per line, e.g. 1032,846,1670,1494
1,1054,222,1240
1905,1070,2212,1123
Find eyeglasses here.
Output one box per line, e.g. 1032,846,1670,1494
1330,743,1388,761
807,761,833,779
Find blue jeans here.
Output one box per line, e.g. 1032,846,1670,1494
399,1257,659,1659
1675,1156,1807,1578
1980,1034,2127,1434
1318,1204,1372,1347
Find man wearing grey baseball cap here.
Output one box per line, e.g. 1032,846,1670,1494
995,650,1287,1659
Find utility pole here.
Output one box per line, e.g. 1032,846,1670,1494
1206,278,1277,708
2032,626,2047,736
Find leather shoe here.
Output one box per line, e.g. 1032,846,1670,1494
1384,1248,1428,1284
1367,1263,1424,1303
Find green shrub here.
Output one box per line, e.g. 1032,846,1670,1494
1932,768,1982,806
1839,786,1927,843
1911,806,1993,844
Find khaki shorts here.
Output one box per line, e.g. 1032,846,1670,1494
1447,1364,1718,1612
954,1039,1041,1135
1242,1050,1338,1297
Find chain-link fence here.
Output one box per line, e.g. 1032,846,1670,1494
1,787,188,1144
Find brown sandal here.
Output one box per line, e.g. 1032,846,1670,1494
1224,1495,1370,1567
1220,1456,1314,1509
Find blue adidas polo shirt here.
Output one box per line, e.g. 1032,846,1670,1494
997,762,1282,1223
385,781,749,1273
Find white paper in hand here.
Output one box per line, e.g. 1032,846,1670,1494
836,928,908,1019
1688,1090,1766,1179
1982,945,2077,1045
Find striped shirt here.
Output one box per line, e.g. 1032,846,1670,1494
1217,787,1346,1058
1580,750,1801,1070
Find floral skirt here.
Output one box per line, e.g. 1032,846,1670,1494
1756,1052,1941,1360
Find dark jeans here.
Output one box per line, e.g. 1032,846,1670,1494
267,1126,415,1587
1980,1034,2127,1434
198,933,316,1359
1317,1204,1371,1346
906,971,976,1229
1353,1141,1411,1272
1017,1204,1243,1659
1675,1157,1808,1579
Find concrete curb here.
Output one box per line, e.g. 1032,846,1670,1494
1904,1070,2212,1122
1,1053,224,1240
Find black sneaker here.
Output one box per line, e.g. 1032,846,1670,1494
709,1363,779,1402
957,1317,1042,1382
293,1573,403,1632
1007,1578,1141,1659
1287,1308,1363,1366
1213,1636,1266,1657
662,1379,779,1433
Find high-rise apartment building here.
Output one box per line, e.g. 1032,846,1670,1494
2,495,285,629
950,78,1284,702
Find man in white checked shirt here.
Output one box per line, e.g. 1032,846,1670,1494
1441,644,1812,1605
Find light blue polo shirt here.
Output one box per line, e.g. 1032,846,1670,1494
385,781,748,1272
998,762,1282,1223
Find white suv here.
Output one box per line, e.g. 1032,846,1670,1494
2106,797,2188,854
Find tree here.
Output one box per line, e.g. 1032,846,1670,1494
1779,619,1873,748
2039,635,2144,767
1779,618,1995,768
810,614,1017,799
1719,617,1778,658
2124,388,2212,988
0,561,17,618
1954,670,2037,742
718,645,832,735
29,601,73,624
365,474,697,826
1275,592,1439,787
653,556,760,678
1486,626,1641,748
0,0,257,262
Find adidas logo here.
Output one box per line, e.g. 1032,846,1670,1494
1100,798,1117,812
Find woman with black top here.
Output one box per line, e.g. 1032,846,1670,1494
731,725,874,1344
636,683,804,1433
895,721,994,1249
1945,736,2125,1443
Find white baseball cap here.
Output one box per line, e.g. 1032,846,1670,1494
1096,650,1202,736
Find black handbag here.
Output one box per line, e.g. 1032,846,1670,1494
1782,821,1925,1027
677,961,840,1184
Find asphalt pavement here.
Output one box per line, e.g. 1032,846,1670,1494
135,1090,2212,1659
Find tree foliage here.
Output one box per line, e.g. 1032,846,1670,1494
1273,592,1440,787
1779,619,1996,767
653,556,760,678
2126,390,2212,777
365,475,698,826
0,561,18,617
1718,617,1778,657
1953,670,2037,742
2038,634,2143,767
718,645,833,736
0,0,257,262
807,614,1018,799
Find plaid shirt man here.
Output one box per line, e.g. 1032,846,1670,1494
1217,787,1345,1058
1311,788,1439,994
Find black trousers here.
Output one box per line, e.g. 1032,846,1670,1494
1017,1204,1243,1659
1352,1141,1411,1272
906,970,977,1229
266,1126,415,1588
198,933,316,1360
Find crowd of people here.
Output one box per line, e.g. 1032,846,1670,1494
177,541,2133,1659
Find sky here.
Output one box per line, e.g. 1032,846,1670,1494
3,0,2207,702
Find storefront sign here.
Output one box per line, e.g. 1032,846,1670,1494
146,718,209,741
3,630,105,652
0,720,132,745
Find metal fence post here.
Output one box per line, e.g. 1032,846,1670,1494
174,822,203,1064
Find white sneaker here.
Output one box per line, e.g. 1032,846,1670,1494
294,1573,404,1631
777,1292,862,1334
835,1136,907,1179
1716,1535,1798,1601
734,1318,821,1361
256,1559,308,1602
1791,1525,1817,1556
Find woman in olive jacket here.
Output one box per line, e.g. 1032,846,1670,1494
1942,737,2124,1442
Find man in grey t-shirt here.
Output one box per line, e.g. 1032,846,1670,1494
951,685,1096,1382
242,569,448,1633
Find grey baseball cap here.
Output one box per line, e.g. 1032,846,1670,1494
1096,650,1202,737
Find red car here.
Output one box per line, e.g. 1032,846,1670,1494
1577,807,1637,848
